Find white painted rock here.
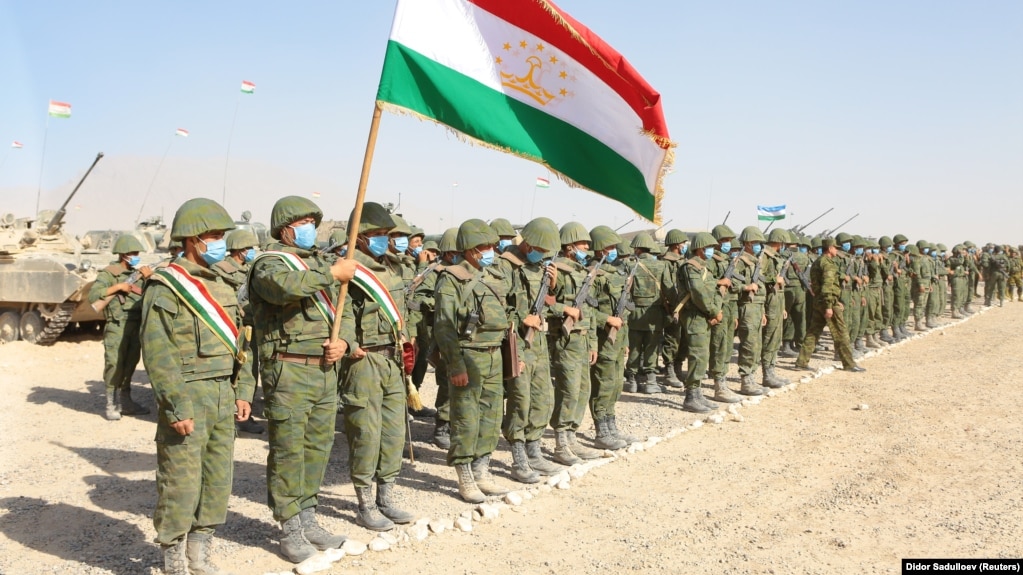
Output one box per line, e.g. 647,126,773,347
477,503,500,520
727,404,740,415
504,492,523,506
556,478,571,490
688,420,704,430
428,519,447,534
800,376,812,384
539,484,553,493
368,537,390,552
730,413,745,423
409,523,430,541
455,516,473,532
568,466,586,479
707,413,724,424
522,490,534,500
295,548,346,575
379,531,398,545
341,539,367,556
747,396,763,405
855,403,869,410
627,443,645,453
415,517,430,527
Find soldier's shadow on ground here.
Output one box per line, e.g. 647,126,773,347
27,375,156,421
617,390,687,409
0,496,158,575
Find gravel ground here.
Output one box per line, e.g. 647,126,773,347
0,301,1020,574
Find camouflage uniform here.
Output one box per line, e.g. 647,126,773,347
678,232,726,411
658,230,688,386
908,245,934,328
782,239,812,355
987,248,1009,306
733,232,766,394
625,233,670,392
796,242,858,370
759,239,789,388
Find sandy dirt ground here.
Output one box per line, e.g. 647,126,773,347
1,302,1020,575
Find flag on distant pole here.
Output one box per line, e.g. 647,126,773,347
312,191,321,198
175,128,189,137
240,81,255,94
535,177,550,188
757,205,786,221
48,100,72,118
375,0,674,223
11,141,22,149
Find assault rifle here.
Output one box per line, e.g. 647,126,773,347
750,253,766,286
844,255,858,290
561,255,606,336
523,260,555,348
718,251,741,295
91,269,142,313
404,261,440,312
780,252,814,295
606,259,639,345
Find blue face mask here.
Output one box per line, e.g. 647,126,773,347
798,246,808,254
477,248,495,267
731,249,741,259
922,248,930,255
244,248,257,263
751,243,763,256
854,247,864,256
841,242,852,252
411,246,423,257
290,222,317,250
200,238,227,265
367,235,390,257
526,249,545,264
702,247,714,259
450,254,464,265
898,244,907,252
968,248,975,254
681,244,688,256
814,248,822,256
886,246,893,253
498,239,513,252
605,249,618,263
176,250,184,258
127,255,141,268
719,241,731,253
574,249,588,264
871,248,880,255
392,236,409,253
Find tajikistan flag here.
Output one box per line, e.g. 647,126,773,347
48,100,71,118
757,205,786,221
241,81,255,94
175,128,189,137
11,141,23,149
376,0,674,223
535,177,549,188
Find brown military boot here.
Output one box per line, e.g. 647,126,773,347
712,377,742,403
454,463,485,503
509,441,542,483
738,374,764,396
162,539,188,575
592,416,627,450
471,455,511,496
186,532,236,575
552,430,583,466
525,439,564,475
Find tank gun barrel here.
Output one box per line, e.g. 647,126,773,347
45,152,104,235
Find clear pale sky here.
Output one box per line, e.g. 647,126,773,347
1,0,1021,244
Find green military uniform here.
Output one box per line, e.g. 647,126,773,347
733,227,767,395
678,232,726,412
420,227,460,449
88,234,150,421
1007,249,1022,301
140,198,253,575
795,239,859,371
658,228,689,387
947,245,970,317
759,229,790,388
781,236,812,357
863,242,884,347
929,244,949,319
878,237,901,341
907,243,934,328
892,235,913,337
707,225,741,394
625,232,669,393
987,247,1009,306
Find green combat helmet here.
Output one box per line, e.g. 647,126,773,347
835,232,853,246
767,228,789,244
811,236,822,250
438,227,459,253
893,234,909,244
559,221,590,246
423,240,439,253
617,241,633,257
350,202,396,234
590,225,622,252
630,231,657,250
664,228,688,246
915,239,929,250
226,229,259,252
409,226,425,240
738,225,766,244
906,245,920,255
489,218,516,238
113,234,145,254
389,214,413,236
456,218,499,251
852,235,866,247
690,231,717,251
712,224,736,241
328,228,348,249
171,198,235,241
936,243,947,254
798,234,812,248
519,217,561,253
879,236,893,249
270,196,322,240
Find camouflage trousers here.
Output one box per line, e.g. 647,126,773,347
341,351,405,488
761,290,784,369
626,328,660,377
549,331,589,432
660,317,686,371
950,275,969,310
1009,272,1023,298
682,310,710,390
782,286,807,344
102,319,142,393
798,303,855,369
589,326,626,419
895,277,912,326
928,278,947,317
503,335,554,443
264,359,339,521
912,283,931,321
709,299,738,380
736,300,764,377
448,347,503,466
865,285,882,333
154,377,236,545
842,288,863,340
881,282,894,328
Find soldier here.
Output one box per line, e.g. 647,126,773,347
659,229,689,388
931,243,950,320
434,219,513,502
792,237,864,373
733,226,768,395
88,234,153,421
407,226,426,260
907,243,934,329
490,217,518,253
140,198,255,575
678,232,725,412
833,233,861,356
760,228,790,388
877,236,900,341
1006,247,1022,302
707,225,743,400
988,245,1009,306
499,217,564,479
891,234,913,339
424,228,460,450
625,232,671,394
213,229,265,434
780,234,811,358
248,197,361,561
947,244,970,318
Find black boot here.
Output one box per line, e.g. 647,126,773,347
622,373,638,393
525,439,564,475
118,386,150,416
354,485,394,532
509,441,542,483
682,387,712,413
663,364,684,388
638,373,663,394
433,421,451,450
779,341,799,358
376,482,416,524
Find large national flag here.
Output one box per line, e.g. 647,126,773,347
757,204,786,221
175,128,189,137
535,177,550,188
11,141,22,149
240,80,255,94
48,100,72,118
376,0,674,223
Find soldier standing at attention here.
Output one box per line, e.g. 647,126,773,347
141,198,255,575
780,234,811,358
1007,247,1023,301
678,232,725,413
877,236,901,341
424,228,460,449
760,229,790,388
907,243,933,330
988,245,1010,306
89,234,153,421
891,234,913,339
659,229,689,388
733,226,768,396
707,225,744,400
625,232,670,395
490,217,518,254
792,238,864,373
434,219,513,502
248,197,360,561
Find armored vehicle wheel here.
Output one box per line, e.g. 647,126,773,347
0,311,20,343
19,310,44,344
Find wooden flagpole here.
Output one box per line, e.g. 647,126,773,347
330,102,383,342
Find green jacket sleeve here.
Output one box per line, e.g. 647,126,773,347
140,284,192,423
434,274,467,377
250,256,335,306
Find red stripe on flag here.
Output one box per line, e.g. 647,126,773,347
466,0,669,144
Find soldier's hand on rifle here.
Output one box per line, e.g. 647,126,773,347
171,418,194,436
112,282,132,295
522,314,542,329
330,258,358,282
235,400,251,422
709,310,723,326
138,265,154,279
323,338,349,364
450,372,469,387
546,266,558,289
776,276,785,288
418,250,435,264
564,306,581,321
605,316,623,330
745,283,759,294
717,277,732,289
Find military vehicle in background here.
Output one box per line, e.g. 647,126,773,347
0,152,105,344
234,211,269,248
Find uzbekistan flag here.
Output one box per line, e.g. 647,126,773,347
175,128,189,137
376,0,674,223
11,141,23,149
48,100,72,118
757,205,786,221
535,177,550,188
241,80,255,94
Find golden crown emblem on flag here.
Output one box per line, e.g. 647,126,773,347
495,40,571,107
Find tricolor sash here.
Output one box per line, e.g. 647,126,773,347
258,251,337,324
352,262,404,333
150,263,240,358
